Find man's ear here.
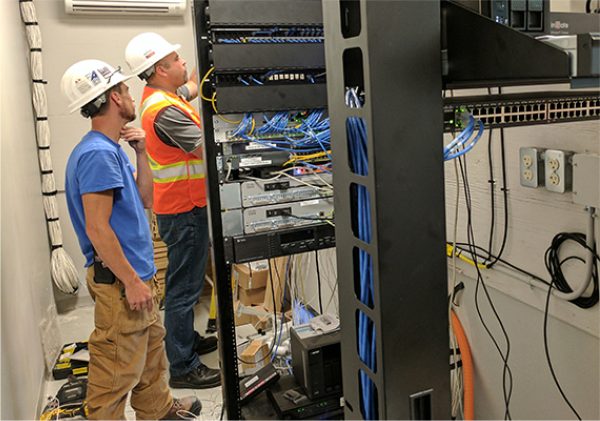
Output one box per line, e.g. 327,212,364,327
110,90,122,107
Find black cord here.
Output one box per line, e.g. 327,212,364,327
451,242,551,287
283,212,333,222
315,250,323,314
459,156,513,420
485,87,509,268
486,88,497,261
544,232,599,308
543,279,582,420
219,403,225,421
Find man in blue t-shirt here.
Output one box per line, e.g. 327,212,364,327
61,59,201,420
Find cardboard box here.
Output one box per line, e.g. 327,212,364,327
238,286,266,306
239,339,270,371
234,260,269,290
235,301,265,328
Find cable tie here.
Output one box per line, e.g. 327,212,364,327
36,116,48,121
500,187,509,192
24,22,39,26
29,48,42,52
51,244,63,250
41,169,53,175
38,145,50,150
19,0,35,2
46,217,60,222
42,190,58,196
32,79,48,84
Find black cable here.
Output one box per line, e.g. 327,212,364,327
486,88,497,261
544,232,599,308
543,279,582,420
219,403,225,421
459,156,513,420
283,212,333,222
451,242,552,287
315,250,323,314
485,87,509,268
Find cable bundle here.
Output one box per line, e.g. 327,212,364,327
346,87,377,419
543,210,599,308
230,110,332,172
444,113,484,161
19,0,79,294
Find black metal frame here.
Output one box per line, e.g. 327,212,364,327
323,1,451,418
193,2,242,418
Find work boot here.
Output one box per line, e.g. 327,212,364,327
194,331,218,355
169,364,222,389
161,396,202,420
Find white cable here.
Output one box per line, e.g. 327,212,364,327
20,1,79,294
449,159,464,418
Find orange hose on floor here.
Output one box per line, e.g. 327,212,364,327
451,309,475,420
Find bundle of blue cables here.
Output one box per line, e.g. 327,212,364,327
346,87,377,420
444,114,484,161
230,110,333,173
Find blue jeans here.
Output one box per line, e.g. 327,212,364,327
156,206,208,377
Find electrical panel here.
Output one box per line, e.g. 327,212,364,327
198,0,333,264
572,154,600,207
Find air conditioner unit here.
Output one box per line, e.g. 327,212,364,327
65,0,187,16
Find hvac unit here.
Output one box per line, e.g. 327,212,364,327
65,0,186,16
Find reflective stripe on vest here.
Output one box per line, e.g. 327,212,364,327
140,91,205,183
147,155,205,184
140,85,207,214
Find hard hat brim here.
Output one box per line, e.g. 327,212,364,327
67,72,135,113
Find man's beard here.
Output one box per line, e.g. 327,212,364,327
120,108,136,122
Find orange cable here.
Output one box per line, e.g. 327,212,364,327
451,309,475,420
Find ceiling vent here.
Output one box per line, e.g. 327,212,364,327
65,0,187,16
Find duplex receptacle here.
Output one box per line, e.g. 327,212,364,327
544,149,573,193
519,147,544,188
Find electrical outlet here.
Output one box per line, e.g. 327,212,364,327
519,147,544,188
544,149,573,193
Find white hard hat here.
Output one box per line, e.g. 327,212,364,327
61,59,132,115
125,32,181,79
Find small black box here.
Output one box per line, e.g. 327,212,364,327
291,325,342,400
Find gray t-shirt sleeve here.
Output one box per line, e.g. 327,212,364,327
153,105,202,153
176,85,191,101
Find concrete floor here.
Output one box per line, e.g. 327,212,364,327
45,296,224,420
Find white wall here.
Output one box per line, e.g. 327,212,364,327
445,85,599,419
1,3,60,419
33,0,197,311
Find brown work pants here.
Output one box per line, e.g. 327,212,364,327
85,267,173,420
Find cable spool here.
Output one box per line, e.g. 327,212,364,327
20,1,79,294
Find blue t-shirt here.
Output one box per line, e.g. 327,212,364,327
65,130,156,281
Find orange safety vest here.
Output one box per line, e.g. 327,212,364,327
140,85,206,215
